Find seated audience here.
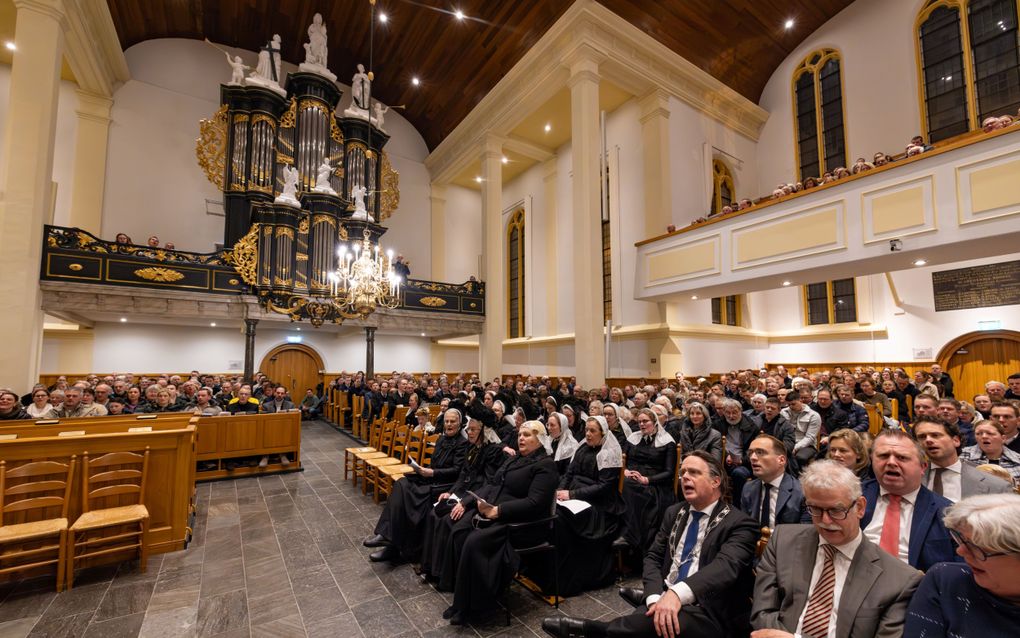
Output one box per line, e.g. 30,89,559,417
547,412,580,475
226,387,261,414
990,401,1020,453
619,408,678,551
714,398,759,501
434,420,557,625
741,434,810,528
782,392,821,469
960,419,1020,482
826,428,871,479
365,407,469,563
862,428,957,571
915,417,1011,502
299,388,320,419
542,451,759,638
25,387,56,419
262,385,295,412
144,389,181,413
106,396,127,415
833,384,868,432
810,388,849,451
751,460,922,637
937,398,974,446
189,388,222,416
754,396,796,458
546,415,625,596
904,494,1020,637
856,378,891,417
0,388,30,420
986,380,1008,403
602,403,632,446
678,402,723,459
54,387,107,418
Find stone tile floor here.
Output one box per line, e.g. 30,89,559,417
0,421,638,638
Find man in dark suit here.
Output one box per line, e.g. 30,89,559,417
860,429,957,572
750,460,922,638
914,417,1011,503
754,397,796,459
262,385,295,413
542,450,759,638
741,435,810,528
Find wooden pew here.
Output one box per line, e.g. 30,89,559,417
0,419,196,581
193,411,302,481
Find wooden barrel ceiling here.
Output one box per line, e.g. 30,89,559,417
106,0,856,149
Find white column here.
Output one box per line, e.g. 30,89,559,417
0,0,67,390
568,48,606,389
479,136,504,381
542,157,558,334
639,89,672,237
68,89,113,233
429,183,447,281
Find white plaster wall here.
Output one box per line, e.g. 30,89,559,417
0,64,80,226
756,0,923,194
84,322,432,373
102,38,432,262
442,184,482,282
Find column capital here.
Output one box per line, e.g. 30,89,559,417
75,89,114,124
429,182,447,205
564,43,604,88
12,0,68,28
480,134,504,161
638,89,671,124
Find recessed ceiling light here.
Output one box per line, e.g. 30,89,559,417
4,41,15,51
691,295,698,300
119,317,127,322
544,123,552,133
501,156,509,164
378,12,388,23
210,322,217,327
411,76,420,86
296,327,301,331
454,9,465,20
474,176,483,183
913,259,927,266
421,332,426,337
782,280,792,286
784,18,795,30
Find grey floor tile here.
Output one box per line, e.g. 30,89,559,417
138,604,198,638
26,611,92,638
93,581,155,622
0,617,39,638
196,589,248,637
351,595,414,637
83,611,145,638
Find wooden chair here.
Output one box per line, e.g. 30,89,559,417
0,457,76,592
365,425,410,500
756,526,773,558
672,443,683,495
374,428,422,503
353,422,397,489
419,433,442,466
865,403,884,437
351,395,365,438
67,448,150,589
343,417,384,481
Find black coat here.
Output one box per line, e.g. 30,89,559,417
448,442,503,498
643,501,759,635
712,414,760,465
753,414,797,458
429,433,472,486
809,402,850,436
677,421,724,459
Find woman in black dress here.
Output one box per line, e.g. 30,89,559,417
619,407,677,550
437,421,558,625
546,412,579,475
544,415,625,596
561,403,585,440
364,408,469,562
601,403,632,446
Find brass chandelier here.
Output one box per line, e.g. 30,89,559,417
327,228,401,316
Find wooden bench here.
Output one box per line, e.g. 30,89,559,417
193,411,302,481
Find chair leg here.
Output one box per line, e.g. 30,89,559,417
56,530,66,593
66,532,77,590
140,517,150,573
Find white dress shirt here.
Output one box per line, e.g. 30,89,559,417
646,500,719,607
794,532,864,638
759,475,784,529
863,486,919,563
926,460,962,503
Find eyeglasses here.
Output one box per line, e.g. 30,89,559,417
806,505,851,520
948,529,1009,561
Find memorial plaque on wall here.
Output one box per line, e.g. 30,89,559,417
932,260,1020,311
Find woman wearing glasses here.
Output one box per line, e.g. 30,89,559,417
904,494,1020,636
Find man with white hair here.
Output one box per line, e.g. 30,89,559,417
751,460,922,637
985,380,1007,403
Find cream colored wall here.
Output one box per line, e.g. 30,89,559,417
40,331,95,373
0,64,80,226
756,0,922,193
441,184,482,282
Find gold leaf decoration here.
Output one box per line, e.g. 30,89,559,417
298,216,310,234
419,296,448,308
196,105,228,190
379,151,400,220
330,111,344,143
231,223,260,286
134,267,185,283
228,278,240,285
68,264,83,271
279,98,297,128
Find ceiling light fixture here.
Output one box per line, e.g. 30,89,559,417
119,317,127,322
544,123,552,133
421,332,426,337
913,259,927,266
4,41,15,51
474,176,483,183
411,76,420,86
378,12,388,23
454,9,465,20
501,156,509,164
691,295,698,300
782,280,792,286
784,18,795,30
210,322,217,327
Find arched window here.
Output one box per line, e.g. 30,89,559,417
792,48,848,180
917,0,1020,143
506,209,525,339
711,159,735,214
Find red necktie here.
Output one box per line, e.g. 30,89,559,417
878,494,902,557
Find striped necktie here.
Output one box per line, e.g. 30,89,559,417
801,544,838,638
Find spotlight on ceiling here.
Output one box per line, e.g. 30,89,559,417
913,259,927,266
501,156,509,164
544,123,552,133
782,280,792,286
378,12,388,24
119,317,127,322
4,41,15,51
411,76,421,86
454,9,465,20
474,176,483,183
421,332,426,337
691,295,698,300
210,322,217,327
784,18,795,30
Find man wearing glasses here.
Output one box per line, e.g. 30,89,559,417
751,460,922,637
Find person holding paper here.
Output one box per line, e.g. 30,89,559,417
543,415,626,596
364,407,469,563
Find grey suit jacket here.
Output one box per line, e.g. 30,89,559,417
752,525,922,638
927,461,1013,499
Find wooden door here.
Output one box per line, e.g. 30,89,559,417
940,331,1020,402
259,345,323,400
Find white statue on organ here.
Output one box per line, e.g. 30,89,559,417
350,185,370,220
343,64,371,119
224,52,249,86
275,165,301,207
299,13,337,82
371,102,389,133
313,159,337,195
247,34,286,96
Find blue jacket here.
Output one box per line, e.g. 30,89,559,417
860,480,959,572
740,473,811,525
835,400,869,432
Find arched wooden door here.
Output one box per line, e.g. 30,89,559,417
259,344,324,399
938,330,1020,402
